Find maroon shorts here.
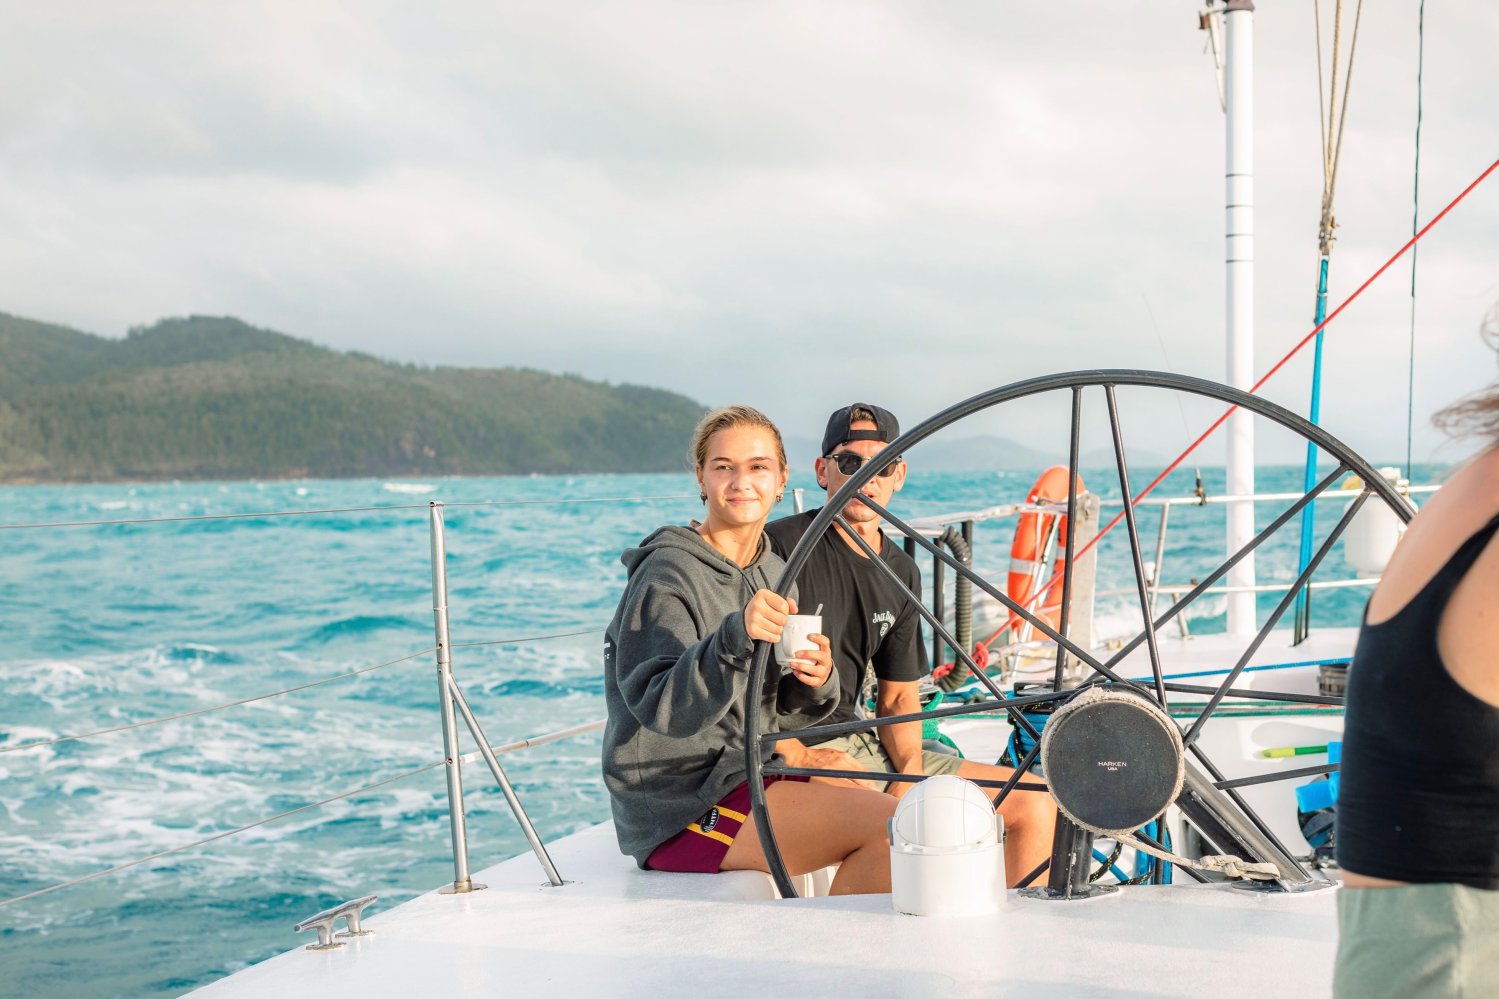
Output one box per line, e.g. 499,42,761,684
645,775,809,874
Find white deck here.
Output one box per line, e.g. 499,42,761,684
191,820,1338,998
194,629,1348,998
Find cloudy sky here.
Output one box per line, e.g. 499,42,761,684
3,2,1496,469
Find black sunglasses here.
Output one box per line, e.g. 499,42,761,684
825,451,902,477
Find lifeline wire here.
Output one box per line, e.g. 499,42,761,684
440,493,698,509
0,762,445,909
0,503,431,531
0,493,700,532
982,154,1499,650
452,627,603,650
0,646,436,754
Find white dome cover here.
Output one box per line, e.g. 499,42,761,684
890,775,999,854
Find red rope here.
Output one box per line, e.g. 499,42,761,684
979,155,1499,651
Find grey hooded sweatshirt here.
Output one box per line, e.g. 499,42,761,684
602,525,840,865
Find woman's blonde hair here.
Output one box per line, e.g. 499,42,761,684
689,405,787,502
1434,305,1499,443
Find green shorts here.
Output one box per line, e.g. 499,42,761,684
1335,882,1499,998
813,730,964,791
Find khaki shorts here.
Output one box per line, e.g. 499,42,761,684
813,729,964,791
1335,882,1499,998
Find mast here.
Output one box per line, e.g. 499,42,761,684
1224,0,1256,635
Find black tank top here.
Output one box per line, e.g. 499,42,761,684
1337,513,1499,889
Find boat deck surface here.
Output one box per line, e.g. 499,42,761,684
192,820,1339,999
193,630,1348,998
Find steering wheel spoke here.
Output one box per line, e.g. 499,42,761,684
744,370,1413,898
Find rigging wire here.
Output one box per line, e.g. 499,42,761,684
0,762,446,910
1141,293,1201,486
0,646,436,754
1319,0,1365,243
1406,0,1426,478
1295,0,1364,643
1314,1,1327,186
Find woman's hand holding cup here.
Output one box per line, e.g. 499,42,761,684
744,590,830,687
784,632,833,688
743,589,795,644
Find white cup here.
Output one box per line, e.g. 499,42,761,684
775,614,822,666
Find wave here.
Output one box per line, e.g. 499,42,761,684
300,614,422,645
477,676,603,699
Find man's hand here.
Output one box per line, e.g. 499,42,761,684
887,777,919,801
780,741,881,792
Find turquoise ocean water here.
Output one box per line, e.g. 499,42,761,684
0,465,1436,997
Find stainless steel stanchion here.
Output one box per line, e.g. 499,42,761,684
430,501,485,894
448,679,565,886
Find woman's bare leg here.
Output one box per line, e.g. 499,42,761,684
720,780,895,895
954,760,1056,887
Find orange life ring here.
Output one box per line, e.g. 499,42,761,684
1006,465,1085,642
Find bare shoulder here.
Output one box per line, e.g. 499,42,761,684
1416,448,1499,707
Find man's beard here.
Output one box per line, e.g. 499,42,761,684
840,497,877,521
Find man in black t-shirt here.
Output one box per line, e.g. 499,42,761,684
766,403,1056,886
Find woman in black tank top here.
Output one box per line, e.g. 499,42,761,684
1334,316,1499,997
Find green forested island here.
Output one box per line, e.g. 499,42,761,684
0,311,708,482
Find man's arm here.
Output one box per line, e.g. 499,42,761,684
875,678,925,799
872,555,930,799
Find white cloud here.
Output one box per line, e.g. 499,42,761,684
1,1,1495,468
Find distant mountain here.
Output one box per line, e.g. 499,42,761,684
0,312,708,483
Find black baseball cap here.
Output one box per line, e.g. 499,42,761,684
821,403,900,457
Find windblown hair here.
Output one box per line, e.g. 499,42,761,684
688,405,787,500
1433,305,1499,444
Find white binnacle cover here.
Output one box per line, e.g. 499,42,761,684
888,775,1005,917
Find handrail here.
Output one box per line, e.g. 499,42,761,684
1094,576,1375,599
906,480,1430,649
1097,483,1435,509
899,481,1435,532
0,645,437,754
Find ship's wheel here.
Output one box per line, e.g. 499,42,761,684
745,370,1411,899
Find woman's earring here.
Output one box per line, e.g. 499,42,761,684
776,492,784,503
699,493,707,503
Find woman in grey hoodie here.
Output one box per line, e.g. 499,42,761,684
603,405,897,894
